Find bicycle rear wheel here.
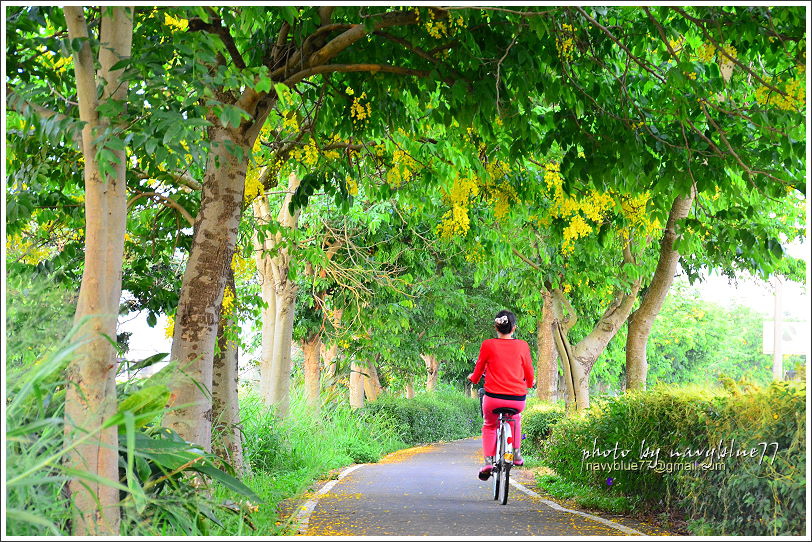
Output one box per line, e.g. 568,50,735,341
492,426,501,500
498,423,510,505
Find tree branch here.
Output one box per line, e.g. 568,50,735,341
307,10,418,68
134,169,202,191
6,88,82,148
64,6,99,152
671,7,789,98
127,191,195,226
575,7,666,84
283,63,431,87
512,247,542,271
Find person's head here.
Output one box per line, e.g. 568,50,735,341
494,310,516,336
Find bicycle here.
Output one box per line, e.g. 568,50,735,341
490,406,518,505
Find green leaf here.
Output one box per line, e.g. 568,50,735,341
117,384,170,428
123,412,148,513
5,509,61,535
193,463,262,501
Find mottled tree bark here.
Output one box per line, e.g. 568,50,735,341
302,332,322,408
165,123,250,448
422,354,439,391
626,188,696,391
349,361,365,409
211,270,246,473
362,358,383,402
62,7,133,535
535,290,558,401
405,379,415,399
320,308,343,381
252,173,301,417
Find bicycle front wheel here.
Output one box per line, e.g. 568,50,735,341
498,463,510,504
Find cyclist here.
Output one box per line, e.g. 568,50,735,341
467,310,534,480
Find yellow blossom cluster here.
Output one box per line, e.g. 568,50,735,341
562,283,572,294
385,149,418,188
349,90,372,125
696,42,716,63
345,175,359,196
561,214,593,254
464,241,486,264
244,125,273,203
667,36,685,55
543,162,564,191
556,23,577,62
164,314,175,339
302,141,320,166
164,13,188,31
540,162,615,255
222,286,235,317
423,9,465,39
619,192,661,238
695,41,737,69
436,176,479,239
281,111,299,132
755,68,806,112
37,46,72,73
479,160,519,220
6,233,52,265
231,251,255,281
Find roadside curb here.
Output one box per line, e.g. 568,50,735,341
290,463,365,535
509,478,646,536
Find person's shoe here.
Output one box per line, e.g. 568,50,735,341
513,449,524,467
478,456,494,480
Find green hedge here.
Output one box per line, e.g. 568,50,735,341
538,381,805,536
521,399,566,455
360,390,481,446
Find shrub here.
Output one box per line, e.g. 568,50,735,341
360,390,480,446
521,399,566,456
540,381,806,536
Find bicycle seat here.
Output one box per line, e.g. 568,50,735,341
492,407,519,415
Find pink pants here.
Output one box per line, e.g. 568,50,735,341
481,395,525,457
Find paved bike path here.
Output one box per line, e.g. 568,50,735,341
298,438,652,536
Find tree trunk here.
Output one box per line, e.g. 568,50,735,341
552,275,641,411
164,123,250,449
362,358,383,402
252,173,302,417
320,308,343,381
211,270,246,474
255,259,277,402
405,379,415,399
535,290,558,401
321,341,338,380
62,7,132,535
625,188,696,391
422,354,439,391
349,361,365,409
270,287,297,417
302,332,322,408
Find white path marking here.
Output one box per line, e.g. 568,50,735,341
292,464,364,534
510,478,646,536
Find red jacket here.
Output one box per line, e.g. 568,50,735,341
469,338,535,395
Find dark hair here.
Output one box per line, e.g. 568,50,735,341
494,310,516,335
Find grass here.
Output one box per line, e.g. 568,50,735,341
206,383,479,535
533,473,640,514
